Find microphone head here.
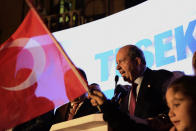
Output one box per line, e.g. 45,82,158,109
115,75,119,83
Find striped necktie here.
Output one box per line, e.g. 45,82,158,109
68,103,79,120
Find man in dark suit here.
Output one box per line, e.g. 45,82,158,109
54,92,99,123
119,68,172,119
54,69,100,124
89,45,173,131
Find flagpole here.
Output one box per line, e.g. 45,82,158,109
25,0,101,112
25,0,88,91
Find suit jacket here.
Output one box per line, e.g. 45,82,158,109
120,68,173,119
102,100,155,131
54,98,99,124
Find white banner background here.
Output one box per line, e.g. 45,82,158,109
53,0,196,98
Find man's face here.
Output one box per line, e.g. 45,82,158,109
166,88,196,131
116,47,140,83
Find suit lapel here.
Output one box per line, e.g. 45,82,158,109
64,103,71,121
73,99,88,118
135,68,153,115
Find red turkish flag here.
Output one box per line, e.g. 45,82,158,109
0,4,87,130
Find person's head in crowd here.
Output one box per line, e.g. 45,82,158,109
192,51,196,75
78,68,88,83
72,68,88,104
166,75,196,131
88,83,101,91
116,45,146,83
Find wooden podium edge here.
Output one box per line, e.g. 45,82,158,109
50,113,106,131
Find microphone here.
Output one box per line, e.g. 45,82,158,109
115,75,119,87
112,76,128,103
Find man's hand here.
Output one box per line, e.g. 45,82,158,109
88,90,107,106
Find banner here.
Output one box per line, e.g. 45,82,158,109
53,0,196,98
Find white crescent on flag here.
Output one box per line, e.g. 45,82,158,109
1,38,46,91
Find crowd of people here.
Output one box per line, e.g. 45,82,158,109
8,45,196,131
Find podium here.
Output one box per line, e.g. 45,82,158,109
50,113,109,131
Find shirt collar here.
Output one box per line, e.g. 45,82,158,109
134,76,143,85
